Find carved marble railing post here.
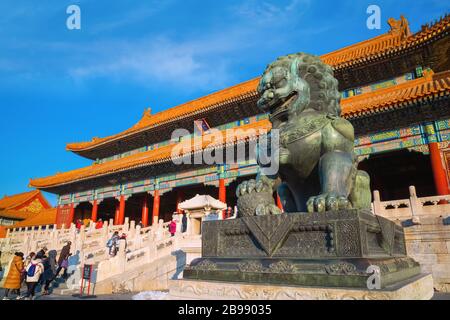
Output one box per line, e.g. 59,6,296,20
128,220,136,238
176,214,183,234
134,225,142,250
68,223,76,247
75,225,85,253
21,236,30,255
148,239,157,264
372,190,383,216
150,221,158,240
117,240,127,274
123,217,130,233
101,220,109,243
156,219,164,241
185,212,192,236
409,186,422,224
29,232,38,254
51,225,58,250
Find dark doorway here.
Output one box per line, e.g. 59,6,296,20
124,193,146,224
358,149,436,200
97,198,119,223
74,202,92,221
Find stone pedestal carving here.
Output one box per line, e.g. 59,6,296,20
170,274,434,300
182,210,430,293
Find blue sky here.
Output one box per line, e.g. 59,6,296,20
0,0,448,205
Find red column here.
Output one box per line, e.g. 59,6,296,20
141,193,149,227
276,193,284,212
152,190,160,225
68,203,75,226
91,200,98,222
114,202,120,225
117,195,126,225
429,142,450,195
219,178,226,219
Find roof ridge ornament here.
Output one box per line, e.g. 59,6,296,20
143,107,152,117
387,15,411,40
423,68,435,81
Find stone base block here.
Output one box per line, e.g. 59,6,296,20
168,273,433,300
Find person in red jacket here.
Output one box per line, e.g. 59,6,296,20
169,219,177,237
95,219,103,229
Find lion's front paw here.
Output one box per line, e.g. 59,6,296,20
236,178,278,217
306,193,351,213
236,179,271,197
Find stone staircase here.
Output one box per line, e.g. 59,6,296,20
50,271,80,295
50,278,72,295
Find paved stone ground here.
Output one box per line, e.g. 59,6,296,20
1,288,449,300
432,293,450,300
0,287,136,300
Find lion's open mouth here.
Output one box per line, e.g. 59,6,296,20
269,92,297,122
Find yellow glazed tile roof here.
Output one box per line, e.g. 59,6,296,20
31,119,272,188
9,208,57,228
66,78,260,151
0,209,33,220
0,190,41,210
66,15,449,152
342,70,450,118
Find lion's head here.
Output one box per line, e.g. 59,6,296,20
257,53,341,123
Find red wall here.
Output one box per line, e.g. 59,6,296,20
56,205,72,228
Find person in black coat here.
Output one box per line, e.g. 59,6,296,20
52,241,72,280
41,250,57,295
36,247,48,259
182,214,187,233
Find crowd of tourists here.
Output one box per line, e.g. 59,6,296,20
75,218,104,231
1,241,72,300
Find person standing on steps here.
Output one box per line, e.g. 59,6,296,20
53,241,72,280
107,231,120,257
36,247,48,260
21,255,44,300
169,219,177,237
21,252,35,287
182,214,187,233
41,250,57,295
75,219,83,232
2,252,24,300
95,218,103,229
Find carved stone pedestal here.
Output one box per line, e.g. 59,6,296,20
180,210,430,297
169,273,434,300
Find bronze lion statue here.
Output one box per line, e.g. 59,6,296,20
236,52,371,215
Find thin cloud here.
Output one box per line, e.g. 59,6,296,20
90,1,173,34
234,0,311,24
68,36,239,89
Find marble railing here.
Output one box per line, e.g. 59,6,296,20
372,186,450,224
0,216,186,287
